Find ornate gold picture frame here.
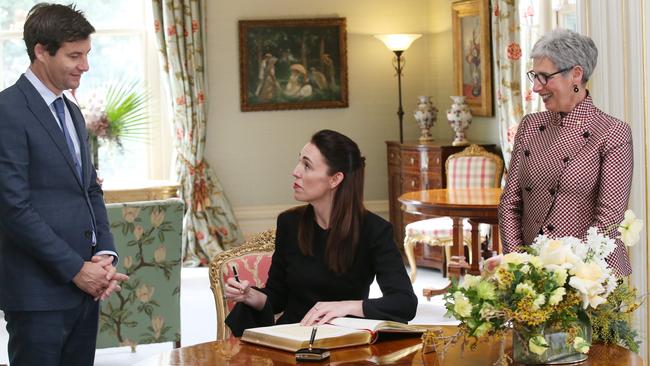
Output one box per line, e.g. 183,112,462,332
452,0,492,116
238,18,348,112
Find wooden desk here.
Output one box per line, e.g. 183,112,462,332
399,188,502,276
134,326,643,365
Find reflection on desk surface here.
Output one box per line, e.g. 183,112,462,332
133,325,643,365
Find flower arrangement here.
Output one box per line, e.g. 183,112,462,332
80,81,150,166
444,210,644,363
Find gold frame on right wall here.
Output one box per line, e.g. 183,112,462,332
451,0,493,117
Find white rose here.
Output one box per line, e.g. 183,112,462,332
461,274,481,289
569,262,607,309
539,239,581,270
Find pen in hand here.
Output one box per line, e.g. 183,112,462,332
308,326,317,351
232,265,240,283
232,265,244,294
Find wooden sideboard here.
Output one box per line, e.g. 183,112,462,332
386,141,496,271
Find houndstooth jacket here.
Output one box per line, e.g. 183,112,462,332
499,95,633,276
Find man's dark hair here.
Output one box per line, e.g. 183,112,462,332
23,3,95,62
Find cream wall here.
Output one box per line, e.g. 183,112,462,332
203,0,499,231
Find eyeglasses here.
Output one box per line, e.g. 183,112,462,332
526,67,572,85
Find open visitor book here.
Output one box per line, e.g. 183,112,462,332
240,317,429,352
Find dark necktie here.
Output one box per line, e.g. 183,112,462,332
52,97,82,181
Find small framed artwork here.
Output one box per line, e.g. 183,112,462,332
238,18,348,112
452,0,492,116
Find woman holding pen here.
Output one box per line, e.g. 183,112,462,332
224,130,417,336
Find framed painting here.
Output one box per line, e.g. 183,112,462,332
452,0,492,116
239,18,348,112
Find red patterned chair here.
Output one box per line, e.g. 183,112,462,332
404,144,503,283
209,230,275,340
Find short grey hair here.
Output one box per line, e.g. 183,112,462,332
530,28,598,84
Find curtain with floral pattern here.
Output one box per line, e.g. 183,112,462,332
151,0,243,266
492,0,544,167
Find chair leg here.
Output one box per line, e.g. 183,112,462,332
403,237,418,283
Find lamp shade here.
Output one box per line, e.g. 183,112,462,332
374,34,422,51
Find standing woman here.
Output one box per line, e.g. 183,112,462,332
499,29,633,276
225,130,417,336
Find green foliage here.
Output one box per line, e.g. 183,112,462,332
589,282,643,353
104,81,150,144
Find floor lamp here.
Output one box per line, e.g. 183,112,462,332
374,34,422,143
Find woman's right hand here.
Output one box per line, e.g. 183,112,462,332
224,277,267,310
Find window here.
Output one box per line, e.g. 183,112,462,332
0,1,172,184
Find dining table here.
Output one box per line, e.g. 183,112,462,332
398,188,502,278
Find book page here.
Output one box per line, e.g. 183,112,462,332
246,323,362,341
328,317,427,333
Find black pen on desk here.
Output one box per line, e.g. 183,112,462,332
308,326,317,351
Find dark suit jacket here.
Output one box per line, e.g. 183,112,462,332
0,75,116,311
499,96,633,276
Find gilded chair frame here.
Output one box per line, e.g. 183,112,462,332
209,230,275,340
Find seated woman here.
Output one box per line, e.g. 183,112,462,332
225,129,417,336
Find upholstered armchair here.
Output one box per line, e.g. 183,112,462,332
97,198,184,351
404,144,504,282
209,230,275,340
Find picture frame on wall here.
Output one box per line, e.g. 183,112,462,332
238,18,348,112
452,0,492,116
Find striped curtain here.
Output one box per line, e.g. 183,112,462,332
151,0,243,266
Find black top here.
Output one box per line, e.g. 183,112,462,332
225,207,418,336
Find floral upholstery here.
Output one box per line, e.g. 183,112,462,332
404,145,503,282
209,230,275,340
97,198,184,351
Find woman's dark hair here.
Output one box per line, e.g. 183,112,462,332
297,129,366,274
23,3,95,62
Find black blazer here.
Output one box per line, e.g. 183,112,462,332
0,75,116,311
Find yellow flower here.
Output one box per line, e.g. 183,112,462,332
154,245,167,263
531,294,546,311
476,281,496,300
619,209,643,247
461,274,481,289
539,240,580,270
553,268,568,286
529,335,549,355
136,284,155,303
150,207,165,228
502,252,532,266
453,292,473,318
548,287,566,306
573,336,590,353
515,282,536,297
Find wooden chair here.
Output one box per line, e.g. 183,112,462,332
403,144,504,286
209,230,275,340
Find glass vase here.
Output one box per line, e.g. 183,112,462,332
512,314,591,365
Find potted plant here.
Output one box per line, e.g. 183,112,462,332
444,210,644,364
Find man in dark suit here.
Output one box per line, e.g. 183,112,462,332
0,4,128,365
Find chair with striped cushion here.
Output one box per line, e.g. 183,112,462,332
404,144,503,282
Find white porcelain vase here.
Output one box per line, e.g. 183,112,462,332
413,96,438,143
446,96,472,146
